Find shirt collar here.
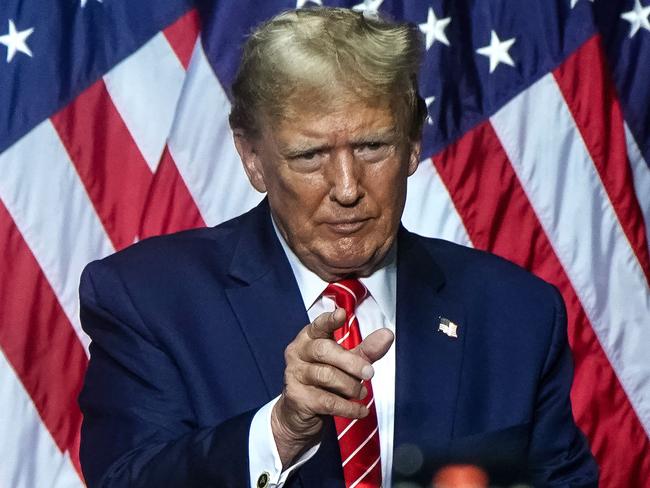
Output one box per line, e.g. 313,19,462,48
359,247,396,324
272,218,397,323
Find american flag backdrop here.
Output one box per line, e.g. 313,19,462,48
0,0,649,486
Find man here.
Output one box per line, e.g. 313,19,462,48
78,7,598,488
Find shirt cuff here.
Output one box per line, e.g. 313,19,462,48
248,395,320,488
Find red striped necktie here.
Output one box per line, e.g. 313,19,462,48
323,280,382,488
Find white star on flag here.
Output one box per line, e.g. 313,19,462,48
419,7,451,49
476,30,516,73
80,0,103,6
570,0,594,9
0,20,34,63
296,0,323,8
425,96,436,125
621,0,650,38
352,0,385,14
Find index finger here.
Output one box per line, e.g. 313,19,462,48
306,308,347,339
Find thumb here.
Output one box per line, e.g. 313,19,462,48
354,328,394,364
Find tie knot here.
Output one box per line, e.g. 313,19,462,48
323,279,368,314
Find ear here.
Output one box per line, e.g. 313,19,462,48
233,129,267,193
407,140,421,176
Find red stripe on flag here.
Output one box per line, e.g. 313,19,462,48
51,79,154,251
0,200,87,477
432,122,650,487
163,9,201,70
139,146,205,238
553,35,650,285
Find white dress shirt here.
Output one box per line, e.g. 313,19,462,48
248,225,397,487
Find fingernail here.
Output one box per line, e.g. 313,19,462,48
360,386,368,399
361,365,374,380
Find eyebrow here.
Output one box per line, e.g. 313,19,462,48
281,127,399,157
350,128,398,145
282,144,330,159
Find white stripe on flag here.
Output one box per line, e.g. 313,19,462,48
167,40,262,226
490,73,650,437
624,122,650,249
404,158,473,246
0,121,115,349
104,32,187,173
0,350,83,488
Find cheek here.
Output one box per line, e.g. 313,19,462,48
269,173,329,226
366,163,409,213
269,167,323,201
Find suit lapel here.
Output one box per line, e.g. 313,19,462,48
224,201,344,487
225,200,308,398
393,229,466,476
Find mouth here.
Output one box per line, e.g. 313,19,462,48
324,219,370,234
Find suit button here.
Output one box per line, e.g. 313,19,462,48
257,472,270,488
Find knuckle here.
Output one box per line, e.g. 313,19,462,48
312,339,329,361
321,394,339,413
284,365,296,383
310,320,323,336
287,364,305,385
284,343,295,360
284,382,300,402
315,364,334,385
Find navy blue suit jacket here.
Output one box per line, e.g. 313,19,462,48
78,199,598,487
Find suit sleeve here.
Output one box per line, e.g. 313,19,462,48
78,260,255,488
527,285,599,487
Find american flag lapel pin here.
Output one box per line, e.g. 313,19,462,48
438,317,459,338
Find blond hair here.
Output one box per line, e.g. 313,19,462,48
229,7,426,140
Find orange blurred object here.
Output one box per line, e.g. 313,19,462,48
432,464,490,488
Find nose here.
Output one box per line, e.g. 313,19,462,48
327,150,364,206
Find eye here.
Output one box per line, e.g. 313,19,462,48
298,151,318,160
362,142,383,151
355,141,391,162
287,150,326,172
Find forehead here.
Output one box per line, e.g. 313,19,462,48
268,98,399,145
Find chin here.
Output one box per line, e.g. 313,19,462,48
298,231,396,279
317,247,379,277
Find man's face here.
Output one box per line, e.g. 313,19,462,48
235,99,420,282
